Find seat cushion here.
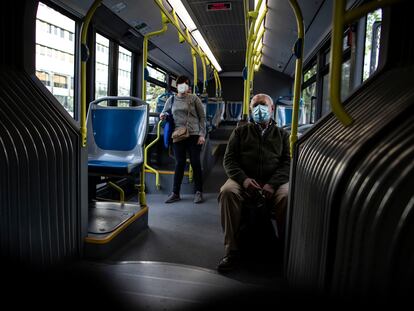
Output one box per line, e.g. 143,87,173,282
88,160,140,175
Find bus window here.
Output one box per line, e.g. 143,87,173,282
35,2,75,117
363,9,382,81
302,62,317,124
117,46,132,106
146,66,167,112
95,33,110,102
322,60,351,117
302,82,316,123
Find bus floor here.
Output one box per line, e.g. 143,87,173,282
77,151,286,310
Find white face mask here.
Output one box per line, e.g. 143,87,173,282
177,83,189,94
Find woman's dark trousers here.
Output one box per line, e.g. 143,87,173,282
172,135,203,194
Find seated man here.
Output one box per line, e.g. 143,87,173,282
217,93,290,272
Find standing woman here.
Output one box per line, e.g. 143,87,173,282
160,75,206,203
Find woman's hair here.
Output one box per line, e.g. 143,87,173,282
176,75,190,85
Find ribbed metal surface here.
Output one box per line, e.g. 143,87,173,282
285,67,414,295
0,0,82,264
0,71,82,264
285,3,414,297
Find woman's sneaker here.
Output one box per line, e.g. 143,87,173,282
165,193,180,203
194,191,203,203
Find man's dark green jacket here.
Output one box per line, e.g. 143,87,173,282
223,119,290,189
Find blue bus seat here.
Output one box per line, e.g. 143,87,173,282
275,96,304,127
226,101,242,121
206,98,224,131
87,97,149,176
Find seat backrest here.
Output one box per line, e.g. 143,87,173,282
226,101,242,120
86,97,148,159
275,96,304,126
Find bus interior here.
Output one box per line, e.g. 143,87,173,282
1,0,413,309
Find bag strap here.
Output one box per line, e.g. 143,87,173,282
185,95,191,126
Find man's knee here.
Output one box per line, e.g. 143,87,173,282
217,179,243,208
277,182,289,196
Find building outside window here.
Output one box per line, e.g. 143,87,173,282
363,9,382,81
117,46,132,106
146,66,167,112
95,33,110,102
35,2,75,117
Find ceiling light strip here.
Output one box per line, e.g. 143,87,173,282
164,0,222,72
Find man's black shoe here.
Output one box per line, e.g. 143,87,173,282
217,252,240,273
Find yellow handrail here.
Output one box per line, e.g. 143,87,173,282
213,69,219,97
198,47,207,94
288,0,304,157
344,0,401,25
108,181,125,203
153,0,215,70
330,0,401,126
191,49,198,93
80,0,102,147
214,70,222,97
144,121,162,190
142,13,169,100
243,0,263,118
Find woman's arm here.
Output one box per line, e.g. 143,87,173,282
160,96,173,119
194,95,206,136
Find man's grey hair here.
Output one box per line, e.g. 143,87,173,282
250,93,274,106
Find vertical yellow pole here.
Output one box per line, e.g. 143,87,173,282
200,52,207,94
330,0,353,126
80,0,102,147
191,49,198,94
288,0,304,157
140,12,168,205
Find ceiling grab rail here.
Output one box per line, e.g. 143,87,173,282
252,24,266,72
142,12,169,101
80,0,102,147
330,0,401,126
242,0,262,120
152,0,218,74
288,0,304,158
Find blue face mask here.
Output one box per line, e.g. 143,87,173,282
252,104,271,123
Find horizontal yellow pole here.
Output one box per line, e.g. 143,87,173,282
344,0,401,24
145,169,190,176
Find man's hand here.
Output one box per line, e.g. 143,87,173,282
243,178,261,191
159,113,166,120
262,183,275,199
197,136,205,145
